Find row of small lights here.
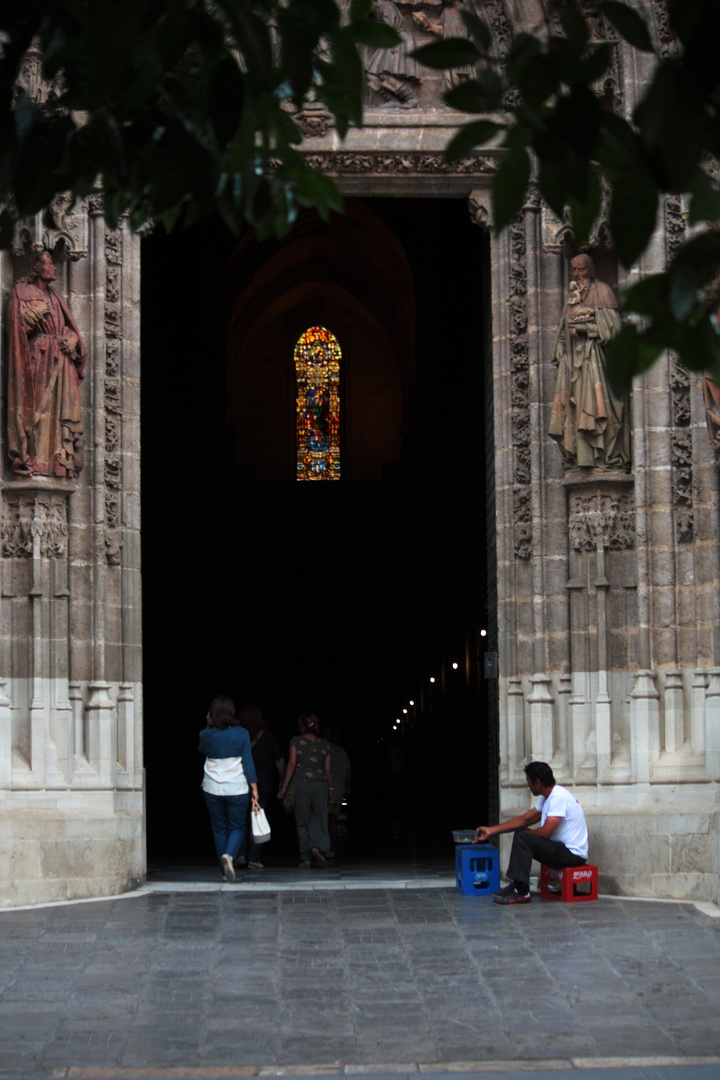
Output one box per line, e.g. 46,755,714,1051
390,630,487,731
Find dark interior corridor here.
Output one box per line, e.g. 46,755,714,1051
141,197,496,867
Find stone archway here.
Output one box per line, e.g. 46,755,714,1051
2,0,720,906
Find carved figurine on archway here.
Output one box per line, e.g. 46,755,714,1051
413,0,474,90
548,253,630,471
366,0,420,108
7,250,86,478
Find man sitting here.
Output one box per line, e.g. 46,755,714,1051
475,761,588,906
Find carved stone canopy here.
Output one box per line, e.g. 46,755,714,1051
565,473,635,551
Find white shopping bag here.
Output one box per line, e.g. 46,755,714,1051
251,806,271,844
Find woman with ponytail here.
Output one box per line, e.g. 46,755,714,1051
278,712,332,868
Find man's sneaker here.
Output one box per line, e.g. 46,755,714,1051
493,883,531,906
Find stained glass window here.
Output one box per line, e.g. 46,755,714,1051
295,326,341,481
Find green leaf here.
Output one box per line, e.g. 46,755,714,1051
208,56,244,147
460,11,492,53
348,17,400,49
577,43,613,86
688,169,720,225
412,38,481,70
609,172,658,267
668,265,702,321
13,95,41,143
605,324,664,394
516,54,560,108
491,147,531,232
598,112,645,174
444,79,498,114
537,160,567,220
634,66,707,191
621,273,668,317
349,0,373,19
507,32,541,67
553,85,602,158
568,167,602,248
445,119,503,161
675,314,720,374
602,1,654,52
671,231,720,282
557,6,589,53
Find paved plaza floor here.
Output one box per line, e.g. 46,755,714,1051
1,860,719,1080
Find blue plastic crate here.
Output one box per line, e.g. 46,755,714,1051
455,844,500,897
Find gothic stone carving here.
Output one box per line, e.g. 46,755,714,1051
104,224,124,565
654,0,681,59
13,42,64,109
671,430,694,543
303,152,496,177
569,491,635,551
665,195,687,260
1,494,68,559
365,1,420,108
664,197,694,538
483,0,512,55
468,190,490,231
550,2,622,111
294,105,333,138
509,216,532,559
413,1,473,91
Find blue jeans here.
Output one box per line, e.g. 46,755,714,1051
203,791,249,869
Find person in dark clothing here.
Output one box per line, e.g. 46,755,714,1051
239,705,285,869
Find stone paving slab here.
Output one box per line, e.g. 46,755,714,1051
0,887,719,1079
0,1063,719,1080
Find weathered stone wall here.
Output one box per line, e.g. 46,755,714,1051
307,0,720,906
0,200,144,907
487,8,720,906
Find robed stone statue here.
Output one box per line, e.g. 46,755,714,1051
7,250,86,479
548,253,630,470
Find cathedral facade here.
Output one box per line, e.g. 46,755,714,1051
1,1,719,907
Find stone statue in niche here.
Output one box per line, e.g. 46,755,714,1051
412,0,473,89
366,0,420,108
703,375,720,456
7,250,86,478
548,253,630,470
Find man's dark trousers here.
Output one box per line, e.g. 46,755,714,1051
507,827,586,886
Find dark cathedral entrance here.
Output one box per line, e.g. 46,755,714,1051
141,197,496,867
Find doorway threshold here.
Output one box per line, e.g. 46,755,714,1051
145,858,456,893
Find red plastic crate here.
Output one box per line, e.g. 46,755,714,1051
540,863,598,902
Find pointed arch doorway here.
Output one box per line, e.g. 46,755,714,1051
141,197,495,865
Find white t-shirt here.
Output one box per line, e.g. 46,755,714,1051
202,757,249,796
536,784,588,858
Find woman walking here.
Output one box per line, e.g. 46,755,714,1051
199,695,259,882
278,713,332,868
